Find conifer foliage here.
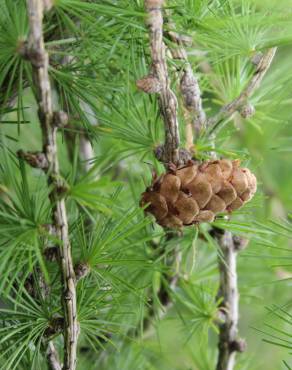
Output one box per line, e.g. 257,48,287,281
0,1,292,370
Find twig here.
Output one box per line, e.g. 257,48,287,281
208,134,250,370
46,341,62,370
209,51,276,370
137,2,186,339
25,1,78,369
208,48,277,132
213,230,248,370
166,30,207,137
140,0,180,164
1,42,62,370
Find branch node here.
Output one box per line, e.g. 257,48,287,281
56,184,69,197
251,52,264,67
18,149,49,169
136,75,162,93
154,145,192,165
215,308,227,325
229,338,247,353
53,111,69,128
44,317,64,338
27,46,46,67
64,290,73,300
50,174,70,196
18,39,46,68
74,262,90,281
232,235,249,252
239,103,255,119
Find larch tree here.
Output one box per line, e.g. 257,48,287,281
0,1,292,370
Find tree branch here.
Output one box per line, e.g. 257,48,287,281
166,30,207,137
212,229,248,370
46,341,62,370
139,0,180,164
208,51,276,370
207,48,277,132
26,1,78,369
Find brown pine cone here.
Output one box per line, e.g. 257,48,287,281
140,159,257,228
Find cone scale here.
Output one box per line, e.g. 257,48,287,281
140,159,257,228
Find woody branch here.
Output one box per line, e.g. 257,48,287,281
165,30,276,370
166,28,207,138
136,0,187,333
139,6,276,370
212,229,248,370
137,0,181,165
208,48,277,132
46,341,62,370
210,49,276,370
25,1,78,369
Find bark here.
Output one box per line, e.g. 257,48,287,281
142,0,180,165
46,341,62,370
25,1,78,369
214,230,248,370
166,30,207,137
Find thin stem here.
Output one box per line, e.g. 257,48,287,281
214,230,247,370
210,49,276,370
144,0,180,164
26,1,78,369
46,341,62,370
166,30,207,137
208,48,277,133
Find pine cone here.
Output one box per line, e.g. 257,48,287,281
140,159,257,228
